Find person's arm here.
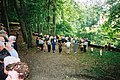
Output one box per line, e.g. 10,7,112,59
0,60,3,63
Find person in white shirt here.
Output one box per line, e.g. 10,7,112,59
65,41,71,53
83,41,88,52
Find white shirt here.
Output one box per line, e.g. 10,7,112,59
9,49,19,58
65,42,71,47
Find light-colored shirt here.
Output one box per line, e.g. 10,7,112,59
9,49,19,58
65,42,71,47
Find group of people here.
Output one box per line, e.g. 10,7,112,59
0,24,29,80
35,34,90,54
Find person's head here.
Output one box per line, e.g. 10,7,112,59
6,62,29,80
8,36,16,42
4,56,20,75
0,24,4,30
60,40,62,43
0,42,5,51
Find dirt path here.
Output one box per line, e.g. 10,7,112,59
19,45,98,80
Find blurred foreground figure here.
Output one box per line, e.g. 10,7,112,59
5,62,29,80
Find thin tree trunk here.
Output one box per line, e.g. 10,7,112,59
0,0,2,23
40,14,44,33
38,14,41,33
26,24,33,48
52,0,56,35
19,0,33,48
3,0,10,35
35,14,38,32
47,0,50,34
61,3,65,34
43,10,47,34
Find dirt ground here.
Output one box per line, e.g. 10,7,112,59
18,43,98,80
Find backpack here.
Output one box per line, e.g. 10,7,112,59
47,41,51,45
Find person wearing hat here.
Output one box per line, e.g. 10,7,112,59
4,56,20,75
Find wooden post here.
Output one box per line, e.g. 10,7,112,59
100,48,102,56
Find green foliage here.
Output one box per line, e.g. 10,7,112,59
100,0,120,45
6,0,104,37
115,40,120,48
56,21,75,36
6,0,120,47
90,50,120,79
6,1,18,21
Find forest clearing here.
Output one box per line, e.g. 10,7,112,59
0,0,120,80
19,42,120,80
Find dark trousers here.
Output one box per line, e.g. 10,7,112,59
59,48,62,53
48,45,51,52
83,45,86,52
39,44,43,51
81,47,83,51
0,63,7,80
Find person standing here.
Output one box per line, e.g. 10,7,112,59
73,41,78,53
52,40,56,53
83,40,87,52
58,41,62,53
47,39,51,52
35,36,39,48
80,42,84,52
65,40,71,54
43,40,47,52
38,38,44,51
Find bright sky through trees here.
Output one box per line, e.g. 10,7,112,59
74,0,106,6
74,0,106,3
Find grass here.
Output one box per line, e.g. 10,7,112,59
86,48,120,79
62,47,120,79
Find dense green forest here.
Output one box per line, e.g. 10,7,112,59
0,0,120,48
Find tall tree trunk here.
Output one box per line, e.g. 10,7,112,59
0,0,2,23
47,0,50,34
38,14,40,33
40,14,43,33
43,9,47,34
3,0,10,35
52,0,56,35
61,3,65,34
26,24,33,48
35,14,38,32
13,0,28,43
19,0,33,48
